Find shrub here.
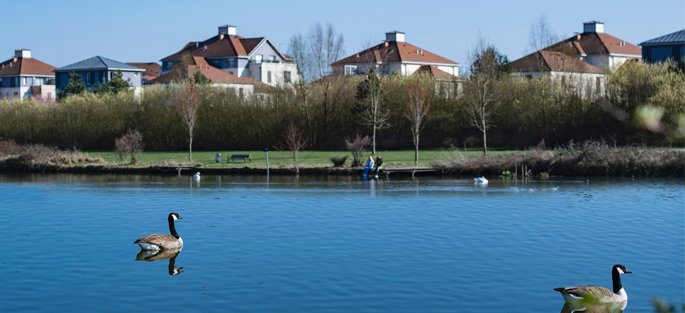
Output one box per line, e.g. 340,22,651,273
345,133,371,167
114,130,144,165
329,155,348,167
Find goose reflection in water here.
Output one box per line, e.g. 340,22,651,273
136,248,184,275
560,301,627,313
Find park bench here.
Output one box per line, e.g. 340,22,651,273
227,154,251,163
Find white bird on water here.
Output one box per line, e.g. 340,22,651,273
193,172,201,181
474,177,488,184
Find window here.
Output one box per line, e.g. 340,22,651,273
86,72,91,86
22,77,27,85
255,55,263,63
268,55,275,62
267,71,272,83
227,59,236,68
344,65,358,75
284,71,291,83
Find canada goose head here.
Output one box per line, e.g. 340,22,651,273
613,264,631,275
170,212,183,220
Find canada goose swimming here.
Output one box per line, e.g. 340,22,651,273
193,172,201,181
134,212,184,250
554,264,632,304
474,177,488,184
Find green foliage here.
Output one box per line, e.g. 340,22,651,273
108,70,132,94
59,72,87,98
0,66,680,153
470,46,511,78
193,70,211,85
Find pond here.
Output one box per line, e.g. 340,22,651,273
1,174,683,312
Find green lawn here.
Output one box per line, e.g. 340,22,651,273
85,148,513,168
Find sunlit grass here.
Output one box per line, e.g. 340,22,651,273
85,148,515,168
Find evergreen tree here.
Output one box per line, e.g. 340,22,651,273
193,70,211,85
59,72,86,98
107,70,132,94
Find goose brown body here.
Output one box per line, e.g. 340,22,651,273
554,264,631,304
134,213,183,250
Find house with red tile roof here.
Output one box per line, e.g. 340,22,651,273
160,25,297,87
511,21,641,96
0,49,56,100
126,62,162,83
331,31,460,78
145,56,270,96
545,21,641,70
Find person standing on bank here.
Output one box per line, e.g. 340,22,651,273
363,156,375,176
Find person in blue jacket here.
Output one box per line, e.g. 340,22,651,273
363,156,375,176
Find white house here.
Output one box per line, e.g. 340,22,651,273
0,49,56,100
160,25,297,87
331,31,460,78
545,21,642,70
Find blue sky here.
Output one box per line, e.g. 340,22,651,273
4,0,684,68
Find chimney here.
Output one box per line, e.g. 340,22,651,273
583,21,604,33
385,31,405,43
218,25,237,36
15,49,32,59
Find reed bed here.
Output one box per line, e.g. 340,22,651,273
436,141,685,177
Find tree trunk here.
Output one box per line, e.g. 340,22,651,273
188,131,193,162
414,134,419,165
482,127,487,157
372,126,377,155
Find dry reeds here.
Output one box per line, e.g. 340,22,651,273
0,140,104,171
437,141,685,177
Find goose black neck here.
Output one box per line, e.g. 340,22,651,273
168,215,180,239
612,269,623,293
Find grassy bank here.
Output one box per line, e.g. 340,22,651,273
85,148,511,168
1,140,682,176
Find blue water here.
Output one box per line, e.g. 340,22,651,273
1,174,683,312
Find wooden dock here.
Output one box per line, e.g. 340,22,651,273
361,166,438,178
157,166,192,176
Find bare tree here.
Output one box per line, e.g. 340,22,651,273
464,38,510,156
527,14,558,53
288,33,315,146
356,68,391,154
176,82,200,162
306,22,346,145
276,122,309,174
405,78,431,165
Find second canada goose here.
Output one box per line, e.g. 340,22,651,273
134,212,184,250
554,264,632,303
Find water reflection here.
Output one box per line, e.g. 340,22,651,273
560,301,627,313
135,249,184,275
